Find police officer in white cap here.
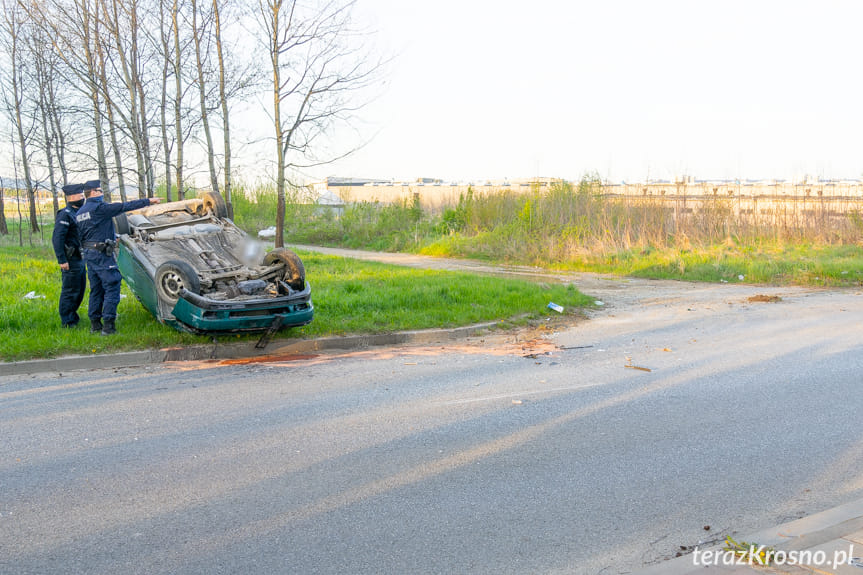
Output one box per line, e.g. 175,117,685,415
76,180,161,335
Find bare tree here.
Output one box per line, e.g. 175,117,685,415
190,0,220,195
257,0,381,247
203,0,263,218
95,16,129,202
212,0,232,215
157,0,174,201
101,0,149,198
1,0,38,232
30,26,62,213
0,184,6,235
171,0,186,198
31,0,114,199
1,0,381,226
44,53,69,187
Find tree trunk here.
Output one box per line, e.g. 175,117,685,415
133,0,153,199
213,0,232,217
10,54,37,232
106,106,127,201
104,0,147,200
90,86,111,200
36,57,59,214
46,58,68,185
128,0,149,199
159,0,172,202
40,97,59,215
269,0,284,248
172,0,184,199
88,2,111,201
94,12,127,202
0,187,7,235
191,0,219,196
138,78,153,198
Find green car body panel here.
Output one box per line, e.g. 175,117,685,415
114,192,313,335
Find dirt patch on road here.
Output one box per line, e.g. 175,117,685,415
747,294,783,303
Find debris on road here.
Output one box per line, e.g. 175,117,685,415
625,365,652,372
625,356,652,372
747,294,782,303
724,535,776,565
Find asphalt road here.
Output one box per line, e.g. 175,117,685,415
2,259,863,574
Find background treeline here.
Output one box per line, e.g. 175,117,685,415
0,0,379,246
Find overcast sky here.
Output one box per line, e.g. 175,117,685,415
310,0,863,183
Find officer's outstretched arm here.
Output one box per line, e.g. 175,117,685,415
100,197,158,218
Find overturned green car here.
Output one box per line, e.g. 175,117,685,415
114,191,313,334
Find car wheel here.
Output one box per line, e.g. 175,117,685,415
264,248,306,291
201,191,228,218
114,213,130,236
155,260,201,304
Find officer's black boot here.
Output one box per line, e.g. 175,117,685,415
101,318,116,336
90,318,103,334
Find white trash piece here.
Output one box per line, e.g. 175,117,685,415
547,302,564,313
23,291,45,300
258,226,277,239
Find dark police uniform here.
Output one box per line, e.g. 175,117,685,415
51,184,86,327
76,181,153,334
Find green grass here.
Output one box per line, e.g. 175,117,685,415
550,241,863,286
8,180,863,362
0,247,594,362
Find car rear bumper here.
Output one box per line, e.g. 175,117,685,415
171,286,314,334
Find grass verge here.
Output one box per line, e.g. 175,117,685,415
0,247,593,363
544,241,863,286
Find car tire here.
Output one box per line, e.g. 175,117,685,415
114,213,130,236
201,191,229,218
155,260,201,304
264,248,306,291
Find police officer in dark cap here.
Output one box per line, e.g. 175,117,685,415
76,179,161,335
51,183,87,328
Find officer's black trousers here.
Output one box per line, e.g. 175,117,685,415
87,265,123,322
59,259,86,326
